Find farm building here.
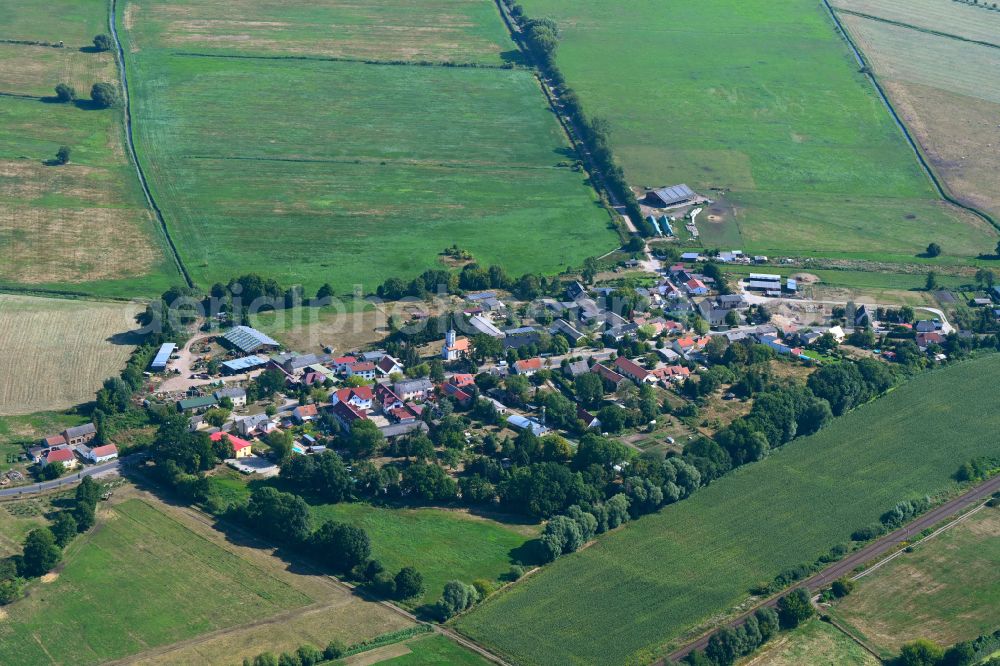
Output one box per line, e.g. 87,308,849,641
647,184,696,208
63,423,97,447
470,314,505,338
513,357,544,376
394,378,434,401
221,355,269,374
221,326,280,355
150,343,176,372
551,319,585,344
177,395,217,412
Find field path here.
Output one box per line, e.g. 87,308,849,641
107,0,191,287
663,473,1000,662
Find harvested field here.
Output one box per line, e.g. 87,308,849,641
831,0,1000,45
0,294,143,415
834,3,1000,221
456,355,1000,665
133,0,514,64
830,507,1000,656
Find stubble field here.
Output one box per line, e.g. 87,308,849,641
118,0,615,294
456,355,1000,665
519,0,997,263
833,0,1000,221
830,507,1000,656
0,294,142,415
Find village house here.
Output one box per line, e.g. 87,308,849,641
685,279,709,296
613,356,653,384
577,407,601,429
330,400,368,431
210,432,253,459
651,365,691,384
237,413,276,437
292,404,318,423
45,447,78,469
551,318,585,345
394,378,434,402
346,361,377,381
374,383,402,411
376,355,403,377
506,414,549,437
214,387,247,408
331,356,358,374
513,357,544,376
592,363,628,391
563,360,590,378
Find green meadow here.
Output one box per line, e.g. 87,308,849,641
310,502,539,608
119,0,614,293
456,354,1000,665
520,0,997,261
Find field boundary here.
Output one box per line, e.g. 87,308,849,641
171,50,523,70
490,0,625,244
833,7,1000,50
108,0,192,288
822,0,1000,232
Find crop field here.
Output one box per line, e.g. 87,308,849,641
0,294,143,415
833,0,1000,221
125,0,515,64
119,0,613,294
830,507,1000,656
743,618,878,666
0,497,410,665
456,354,1000,665
0,0,176,296
519,0,997,263
310,502,539,608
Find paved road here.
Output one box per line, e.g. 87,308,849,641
0,460,122,498
664,473,1000,663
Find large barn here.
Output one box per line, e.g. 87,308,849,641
647,184,696,208
220,325,280,355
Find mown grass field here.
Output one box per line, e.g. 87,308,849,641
311,502,539,608
830,507,1000,656
125,0,515,64
520,0,997,262
0,0,176,297
456,354,1000,665
742,618,878,666
119,0,614,294
0,295,142,415
0,497,411,665
832,0,1000,221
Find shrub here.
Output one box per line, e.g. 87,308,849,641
830,577,855,598
54,83,76,102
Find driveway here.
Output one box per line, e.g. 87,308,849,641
156,334,264,395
